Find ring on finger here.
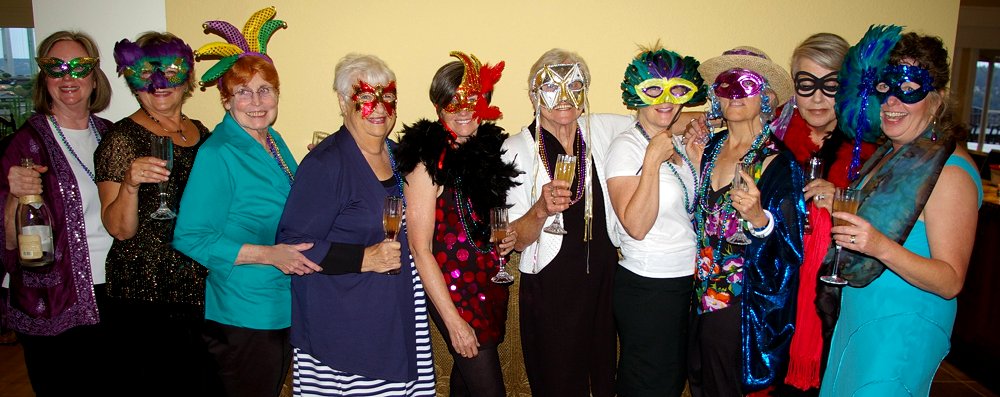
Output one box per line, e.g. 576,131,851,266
141,170,145,177
850,235,856,244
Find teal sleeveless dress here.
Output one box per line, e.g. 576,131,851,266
820,155,983,397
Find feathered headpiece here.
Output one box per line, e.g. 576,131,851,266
447,51,505,121
113,37,193,92
194,6,286,86
835,24,902,181
621,48,705,108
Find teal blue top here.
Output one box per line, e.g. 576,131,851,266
821,155,982,396
173,113,298,330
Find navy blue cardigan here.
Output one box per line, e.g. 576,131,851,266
276,126,418,382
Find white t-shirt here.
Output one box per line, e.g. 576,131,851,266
605,127,697,278
50,120,112,284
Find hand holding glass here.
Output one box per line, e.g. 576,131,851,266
727,164,752,245
543,154,577,235
490,207,514,284
803,155,825,234
821,188,862,286
382,196,403,275
149,136,176,220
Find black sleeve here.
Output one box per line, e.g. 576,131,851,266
319,242,365,275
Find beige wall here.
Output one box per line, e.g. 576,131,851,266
166,0,960,160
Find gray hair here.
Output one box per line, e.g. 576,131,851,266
791,33,849,73
527,48,591,90
333,53,396,97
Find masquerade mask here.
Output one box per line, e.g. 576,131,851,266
621,49,704,108
114,39,193,92
533,63,587,110
635,78,699,105
874,64,934,104
441,51,504,120
713,68,765,99
37,57,98,79
351,80,397,118
795,70,838,98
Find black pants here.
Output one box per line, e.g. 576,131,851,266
688,300,743,397
613,267,693,397
17,284,112,397
519,254,617,397
102,297,221,396
202,320,291,397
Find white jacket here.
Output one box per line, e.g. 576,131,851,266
502,113,634,274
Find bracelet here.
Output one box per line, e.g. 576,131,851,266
747,209,774,238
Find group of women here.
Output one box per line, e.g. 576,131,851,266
0,7,982,397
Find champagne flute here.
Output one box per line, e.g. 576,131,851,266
727,163,752,245
383,196,403,275
821,188,862,286
149,135,176,220
803,155,825,234
543,154,578,235
312,131,330,146
490,207,514,284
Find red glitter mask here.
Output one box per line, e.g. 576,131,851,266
351,80,397,118
441,51,504,121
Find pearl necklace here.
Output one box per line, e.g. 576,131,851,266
49,115,100,181
141,107,188,142
635,122,697,214
537,124,587,205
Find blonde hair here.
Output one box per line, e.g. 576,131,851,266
791,33,849,73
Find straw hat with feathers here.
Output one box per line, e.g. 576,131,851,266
698,46,793,107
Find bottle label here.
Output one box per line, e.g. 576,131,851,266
18,234,43,259
19,225,53,256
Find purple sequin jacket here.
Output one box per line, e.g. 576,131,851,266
1,113,111,335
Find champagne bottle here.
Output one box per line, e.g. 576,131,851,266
16,159,54,271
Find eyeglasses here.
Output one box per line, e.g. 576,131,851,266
233,86,277,102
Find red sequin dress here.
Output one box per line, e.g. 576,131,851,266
430,187,509,346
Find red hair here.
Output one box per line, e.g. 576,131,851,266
218,56,280,103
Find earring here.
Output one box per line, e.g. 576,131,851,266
930,116,938,141
707,86,723,119
760,83,773,121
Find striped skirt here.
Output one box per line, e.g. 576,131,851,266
292,259,435,396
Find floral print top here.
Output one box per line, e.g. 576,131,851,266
695,184,748,313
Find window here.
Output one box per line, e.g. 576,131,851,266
969,58,1000,153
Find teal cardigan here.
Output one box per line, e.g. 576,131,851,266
173,113,298,330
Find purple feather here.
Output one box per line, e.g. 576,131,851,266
113,39,145,74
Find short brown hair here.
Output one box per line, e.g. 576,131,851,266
218,56,280,105
32,31,112,115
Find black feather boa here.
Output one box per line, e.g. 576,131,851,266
394,119,520,227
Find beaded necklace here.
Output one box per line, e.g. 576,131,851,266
49,115,100,181
694,127,771,269
386,138,405,205
635,122,697,214
453,176,493,254
141,107,188,142
264,133,294,184
537,125,587,205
